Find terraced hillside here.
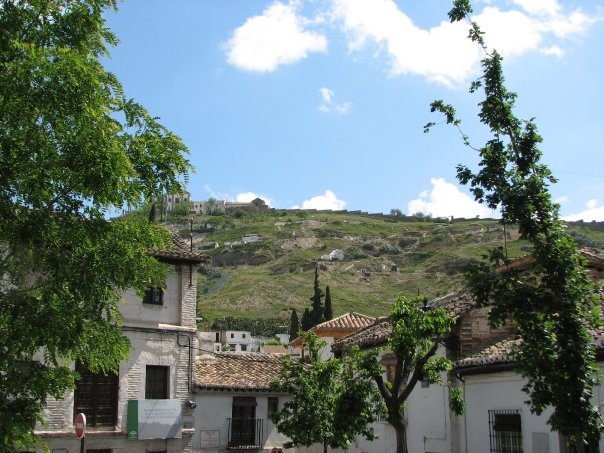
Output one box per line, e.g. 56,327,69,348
163,211,604,327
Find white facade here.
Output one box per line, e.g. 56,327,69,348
36,254,203,453
193,392,288,453
165,191,192,211
459,367,604,453
225,330,253,352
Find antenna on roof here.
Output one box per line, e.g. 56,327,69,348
190,217,194,252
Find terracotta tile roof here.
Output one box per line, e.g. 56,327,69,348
332,316,392,353
427,292,478,319
195,352,284,391
314,312,376,330
495,248,604,273
456,337,519,369
458,289,604,371
149,233,207,263
332,292,477,353
291,312,376,347
260,345,289,355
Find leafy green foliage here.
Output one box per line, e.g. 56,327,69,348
324,286,333,321
168,200,194,218
302,308,312,331
356,296,463,453
0,1,191,448
271,332,383,453
309,267,325,327
426,0,603,442
289,309,300,342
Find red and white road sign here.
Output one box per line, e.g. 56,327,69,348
75,413,86,439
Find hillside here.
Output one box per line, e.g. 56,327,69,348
160,210,604,328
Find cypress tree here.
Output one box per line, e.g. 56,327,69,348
309,266,324,326
324,286,333,321
289,309,300,341
301,308,312,331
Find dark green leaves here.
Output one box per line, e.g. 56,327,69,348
427,0,603,441
1,0,192,448
271,332,383,451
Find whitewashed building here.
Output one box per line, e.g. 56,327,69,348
35,235,206,453
193,352,289,452
457,336,604,453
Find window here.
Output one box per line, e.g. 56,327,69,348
231,333,235,339
242,334,246,339
144,286,163,305
268,397,279,416
145,365,169,399
240,344,247,352
385,364,396,383
489,409,523,453
74,363,118,427
215,332,220,342
229,397,260,448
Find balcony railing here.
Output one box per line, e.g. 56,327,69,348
227,418,263,450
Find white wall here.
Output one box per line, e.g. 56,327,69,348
193,391,287,453
121,271,182,326
461,366,604,453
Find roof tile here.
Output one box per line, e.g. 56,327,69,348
150,233,207,263
195,352,284,391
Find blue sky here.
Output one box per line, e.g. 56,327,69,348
104,0,604,220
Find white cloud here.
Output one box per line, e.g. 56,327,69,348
332,0,479,86
511,0,560,17
474,5,594,58
554,196,568,204
407,178,493,219
226,1,327,72
586,199,598,209
235,191,273,207
330,0,597,86
204,185,273,206
541,45,564,57
292,190,347,210
563,206,604,222
475,7,543,57
319,87,352,114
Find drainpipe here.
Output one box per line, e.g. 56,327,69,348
177,333,195,394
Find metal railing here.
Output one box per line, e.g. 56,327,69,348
227,418,263,450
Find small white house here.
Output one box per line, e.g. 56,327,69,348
225,330,253,352
193,352,290,452
457,337,604,453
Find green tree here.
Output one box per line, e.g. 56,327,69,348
301,308,312,331
271,332,383,453
168,199,193,217
309,266,325,327
356,296,464,453
0,0,191,449
389,208,403,217
425,0,603,443
289,309,300,342
324,286,333,321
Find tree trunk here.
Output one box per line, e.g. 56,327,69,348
323,440,328,453
392,418,408,453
